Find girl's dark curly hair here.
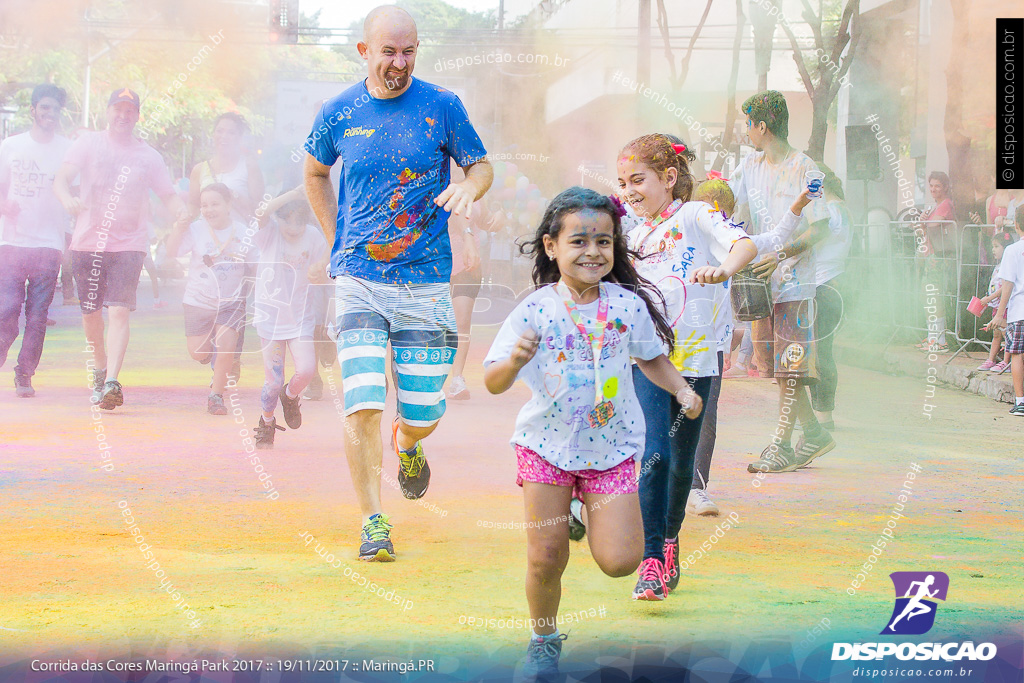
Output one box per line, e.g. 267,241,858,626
518,186,675,352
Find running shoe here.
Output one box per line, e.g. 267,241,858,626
392,416,431,499
303,372,323,401
663,538,680,592
359,513,395,561
522,633,568,681
722,363,749,379
447,375,470,400
254,416,285,449
279,389,302,429
793,430,835,468
568,497,586,541
208,393,228,415
747,443,800,473
686,488,720,517
632,557,667,601
98,380,123,410
1009,403,1024,417
91,368,107,404
991,360,1010,373
14,373,35,398
977,360,996,371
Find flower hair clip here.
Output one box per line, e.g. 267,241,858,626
706,170,726,182
671,143,688,155
609,194,628,217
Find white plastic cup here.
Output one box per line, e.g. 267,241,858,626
806,171,825,198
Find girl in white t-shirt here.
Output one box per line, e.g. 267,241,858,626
616,134,812,602
483,186,703,679
167,183,252,415
251,188,327,449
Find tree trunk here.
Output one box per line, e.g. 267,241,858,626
944,0,973,223
716,0,746,172
806,88,829,162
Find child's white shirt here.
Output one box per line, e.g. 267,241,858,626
177,219,253,310
483,282,665,471
996,239,1024,323
254,222,328,340
627,201,753,376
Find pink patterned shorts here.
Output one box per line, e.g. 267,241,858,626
514,445,638,496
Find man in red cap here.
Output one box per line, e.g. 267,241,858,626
54,88,187,409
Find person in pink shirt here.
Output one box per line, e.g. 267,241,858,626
54,88,187,410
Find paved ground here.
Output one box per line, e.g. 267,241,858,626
0,293,1020,677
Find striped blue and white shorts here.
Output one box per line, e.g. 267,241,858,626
335,275,458,427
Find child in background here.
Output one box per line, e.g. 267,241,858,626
251,187,328,448
977,231,1015,373
483,187,702,679
166,183,251,415
687,175,739,517
988,207,1024,416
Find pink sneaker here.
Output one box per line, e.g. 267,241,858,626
632,557,666,601
990,360,1010,373
977,360,996,371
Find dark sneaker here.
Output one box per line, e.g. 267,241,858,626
14,373,35,398
568,497,586,542
1010,403,1024,417
747,443,800,473
254,416,285,449
98,380,123,410
663,538,680,592
523,633,568,681
302,372,323,401
359,513,395,561
632,557,666,601
279,389,302,429
794,430,836,468
392,416,430,499
90,368,107,404
208,393,228,415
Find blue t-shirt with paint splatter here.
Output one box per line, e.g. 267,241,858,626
304,77,487,284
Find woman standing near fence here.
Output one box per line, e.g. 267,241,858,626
916,171,956,353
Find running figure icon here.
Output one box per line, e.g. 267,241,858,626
887,574,938,631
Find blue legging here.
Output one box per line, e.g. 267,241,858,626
633,366,713,561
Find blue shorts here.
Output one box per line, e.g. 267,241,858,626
336,275,457,427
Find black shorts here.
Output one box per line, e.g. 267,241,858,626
71,250,147,313
451,267,483,300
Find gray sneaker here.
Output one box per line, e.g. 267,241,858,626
1009,403,1024,417
794,430,836,468
747,443,801,473
90,368,107,403
14,373,35,398
98,380,123,410
523,633,568,681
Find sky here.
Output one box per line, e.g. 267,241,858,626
302,0,534,32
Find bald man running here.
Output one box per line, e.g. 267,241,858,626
304,5,492,562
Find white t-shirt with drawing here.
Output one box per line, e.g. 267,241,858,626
254,222,328,340
176,219,253,310
484,283,666,472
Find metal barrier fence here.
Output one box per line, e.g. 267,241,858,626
838,220,957,348
837,220,1007,368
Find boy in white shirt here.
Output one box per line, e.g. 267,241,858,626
989,206,1024,416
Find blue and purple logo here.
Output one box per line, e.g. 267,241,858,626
880,571,949,635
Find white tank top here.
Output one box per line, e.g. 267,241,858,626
198,158,250,204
